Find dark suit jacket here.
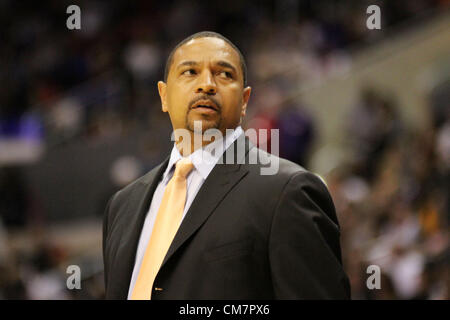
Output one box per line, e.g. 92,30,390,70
103,134,351,299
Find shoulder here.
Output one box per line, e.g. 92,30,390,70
107,161,167,211
246,146,328,190
242,147,333,213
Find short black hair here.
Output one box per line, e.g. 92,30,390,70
164,31,247,86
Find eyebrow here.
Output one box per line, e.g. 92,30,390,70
176,60,237,74
176,61,199,69
216,60,237,74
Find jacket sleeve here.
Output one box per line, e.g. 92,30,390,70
102,193,115,296
268,171,351,299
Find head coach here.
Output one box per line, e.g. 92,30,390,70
102,31,351,299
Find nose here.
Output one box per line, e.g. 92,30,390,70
196,70,216,95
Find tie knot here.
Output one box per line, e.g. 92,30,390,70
173,158,194,179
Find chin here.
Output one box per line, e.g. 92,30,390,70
187,118,221,134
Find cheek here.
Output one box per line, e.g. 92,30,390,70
167,103,187,128
167,88,189,115
223,84,241,101
223,91,243,116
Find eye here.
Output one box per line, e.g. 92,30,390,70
182,69,197,76
218,71,233,79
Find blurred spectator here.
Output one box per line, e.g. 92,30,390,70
0,167,30,228
278,101,315,167
0,0,447,300
244,85,280,153
346,88,402,183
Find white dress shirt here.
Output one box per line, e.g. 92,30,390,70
127,126,243,298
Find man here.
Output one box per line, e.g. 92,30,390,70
103,31,350,299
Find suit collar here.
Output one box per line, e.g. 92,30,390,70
160,133,253,268
140,131,251,188
162,126,244,181
109,158,168,299
114,133,254,298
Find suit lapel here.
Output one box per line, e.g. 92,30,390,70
112,134,253,298
161,134,254,268
111,157,169,298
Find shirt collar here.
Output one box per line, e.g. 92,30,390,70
163,126,243,181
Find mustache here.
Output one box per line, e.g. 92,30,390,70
188,95,221,111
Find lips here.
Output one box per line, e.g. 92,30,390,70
190,99,219,111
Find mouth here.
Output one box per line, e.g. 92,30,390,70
190,99,219,112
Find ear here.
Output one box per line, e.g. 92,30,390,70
158,81,168,112
241,86,252,118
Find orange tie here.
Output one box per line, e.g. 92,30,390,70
131,158,194,300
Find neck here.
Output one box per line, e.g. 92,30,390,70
175,132,207,156
174,128,234,157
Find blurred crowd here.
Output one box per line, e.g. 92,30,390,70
331,85,449,299
0,0,448,299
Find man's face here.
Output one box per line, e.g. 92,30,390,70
158,37,251,136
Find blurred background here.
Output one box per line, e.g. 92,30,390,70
0,0,448,299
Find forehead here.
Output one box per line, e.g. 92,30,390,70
172,37,240,68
